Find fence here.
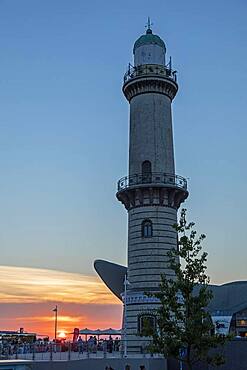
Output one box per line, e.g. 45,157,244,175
1,341,161,362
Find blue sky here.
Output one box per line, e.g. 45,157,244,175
0,0,246,284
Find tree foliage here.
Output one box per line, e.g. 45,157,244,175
144,209,230,370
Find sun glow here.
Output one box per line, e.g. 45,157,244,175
58,331,67,339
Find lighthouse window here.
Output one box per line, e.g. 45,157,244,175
138,314,156,336
142,220,153,238
142,160,152,183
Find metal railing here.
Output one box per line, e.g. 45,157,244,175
117,173,187,192
1,341,159,362
123,64,177,84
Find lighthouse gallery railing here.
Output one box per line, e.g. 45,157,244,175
123,64,177,83
117,173,187,192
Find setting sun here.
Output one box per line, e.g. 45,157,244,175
58,331,67,339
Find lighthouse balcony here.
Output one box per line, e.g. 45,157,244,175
123,64,177,84
116,173,188,210
122,64,178,102
117,173,187,192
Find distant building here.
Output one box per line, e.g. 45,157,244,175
206,281,247,337
0,329,36,343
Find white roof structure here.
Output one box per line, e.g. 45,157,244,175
79,328,121,336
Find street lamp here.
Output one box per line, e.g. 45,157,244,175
53,305,58,341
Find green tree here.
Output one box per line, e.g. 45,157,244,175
144,209,230,370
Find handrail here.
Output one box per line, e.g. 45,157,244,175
117,173,187,192
7,341,160,361
123,64,177,84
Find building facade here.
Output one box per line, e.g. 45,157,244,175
116,25,188,353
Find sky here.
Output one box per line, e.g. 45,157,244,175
0,265,121,338
0,0,247,338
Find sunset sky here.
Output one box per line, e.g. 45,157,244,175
0,0,246,339
0,265,121,338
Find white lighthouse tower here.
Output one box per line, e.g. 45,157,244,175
116,23,188,353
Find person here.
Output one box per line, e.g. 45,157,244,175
108,335,113,353
77,336,83,354
114,337,119,351
87,336,94,352
92,336,97,353
103,339,107,354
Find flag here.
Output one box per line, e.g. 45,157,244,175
52,306,57,312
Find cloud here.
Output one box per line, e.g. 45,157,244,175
0,265,120,304
0,265,122,338
15,315,86,323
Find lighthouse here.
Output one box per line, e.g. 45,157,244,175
95,23,188,354
116,23,188,353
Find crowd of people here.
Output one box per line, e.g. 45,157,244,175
0,335,121,358
0,341,50,358
76,335,121,353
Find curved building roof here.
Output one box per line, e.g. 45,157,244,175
202,281,247,315
94,259,247,314
94,259,126,300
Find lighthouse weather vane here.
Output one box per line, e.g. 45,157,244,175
145,17,153,31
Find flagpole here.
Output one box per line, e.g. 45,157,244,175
124,275,128,357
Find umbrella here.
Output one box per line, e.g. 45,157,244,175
79,328,98,341
100,328,122,336
78,328,122,341
79,328,96,334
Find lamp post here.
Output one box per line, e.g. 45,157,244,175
53,305,58,341
123,274,129,357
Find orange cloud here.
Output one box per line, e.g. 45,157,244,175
0,265,119,304
0,266,122,339
15,315,86,323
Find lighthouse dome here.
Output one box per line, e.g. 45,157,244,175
133,28,166,66
133,29,166,53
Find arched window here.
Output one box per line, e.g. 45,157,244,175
138,314,156,336
142,219,153,238
142,160,152,175
142,160,152,183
